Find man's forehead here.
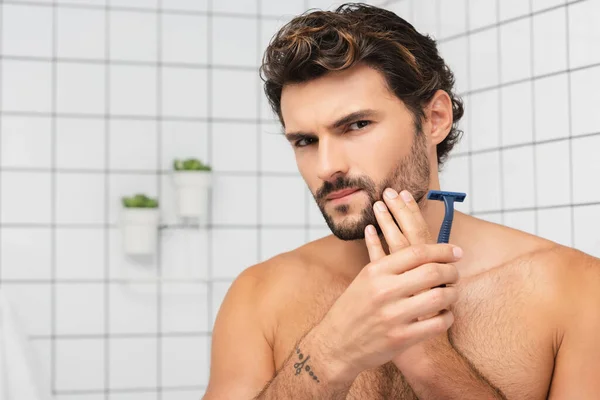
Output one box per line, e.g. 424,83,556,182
280,64,392,129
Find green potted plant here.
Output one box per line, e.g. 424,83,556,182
120,193,160,255
172,158,212,218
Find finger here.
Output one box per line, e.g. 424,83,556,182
364,224,386,262
373,200,410,252
397,262,459,296
394,309,454,350
383,189,433,245
378,243,462,275
394,286,458,322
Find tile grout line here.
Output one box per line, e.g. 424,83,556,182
0,110,288,124
529,0,540,236
156,0,163,397
30,332,216,341
52,384,207,396
206,0,214,392
564,0,575,248
50,0,58,395
104,1,111,398
0,54,262,71
0,222,334,230
0,0,287,20
496,0,505,225
0,0,4,291
256,0,263,267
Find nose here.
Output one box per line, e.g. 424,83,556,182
315,135,349,183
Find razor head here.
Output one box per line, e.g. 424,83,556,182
427,190,467,202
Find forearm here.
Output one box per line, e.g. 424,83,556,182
253,329,356,399
401,339,506,400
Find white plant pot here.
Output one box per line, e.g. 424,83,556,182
172,171,212,218
120,208,160,255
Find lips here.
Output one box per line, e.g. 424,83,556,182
326,188,361,201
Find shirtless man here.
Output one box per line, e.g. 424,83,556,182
203,4,600,399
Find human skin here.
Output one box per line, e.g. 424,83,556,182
203,63,600,400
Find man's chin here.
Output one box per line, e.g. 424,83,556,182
331,228,366,241
325,217,372,241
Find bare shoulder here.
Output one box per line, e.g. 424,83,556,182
523,242,600,297
205,239,333,398
507,240,600,345
232,237,338,343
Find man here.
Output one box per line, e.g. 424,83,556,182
203,3,600,399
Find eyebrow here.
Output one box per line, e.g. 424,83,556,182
284,109,379,142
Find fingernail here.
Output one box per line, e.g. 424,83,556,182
366,225,376,236
375,201,387,212
384,188,398,199
400,190,412,203
453,247,463,258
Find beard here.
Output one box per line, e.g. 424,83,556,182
312,128,430,241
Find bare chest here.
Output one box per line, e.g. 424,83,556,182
272,267,556,400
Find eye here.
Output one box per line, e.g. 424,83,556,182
295,137,317,148
348,120,371,131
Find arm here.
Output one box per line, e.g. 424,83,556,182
203,268,357,400
252,326,357,399
547,255,600,399
396,333,506,399
202,270,275,399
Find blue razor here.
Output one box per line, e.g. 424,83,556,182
427,190,466,244
427,190,466,288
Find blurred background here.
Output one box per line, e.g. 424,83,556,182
0,0,598,399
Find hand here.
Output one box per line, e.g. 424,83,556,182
365,188,460,371
313,189,461,382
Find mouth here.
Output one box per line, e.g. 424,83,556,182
326,188,362,203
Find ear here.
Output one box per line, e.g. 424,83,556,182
424,90,454,146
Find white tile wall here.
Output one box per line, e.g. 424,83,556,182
1,60,52,112
2,4,53,57
1,228,52,280
56,283,105,334
1,1,599,399
109,338,157,389
57,63,106,115
468,0,497,31
161,67,208,118
57,7,106,60
469,28,499,90
499,0,530,21
570,65,600,136
469,89,500,151
109,10,158,62
500,18,531,83
501,82,533,146
533,73,570,141
56,118,106,169
211,17,258,67
1,116,52,168
161,14,208,64
110,65,157,116
439,0,466,38
502,146,536,209
569,0,600,69
55,339,105,391
1,171,52,224
504,210,536,235
438,37,469,94
532,7,567,76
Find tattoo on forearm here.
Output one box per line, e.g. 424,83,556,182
293,347,321,383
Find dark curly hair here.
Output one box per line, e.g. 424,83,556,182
260,2,464,169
